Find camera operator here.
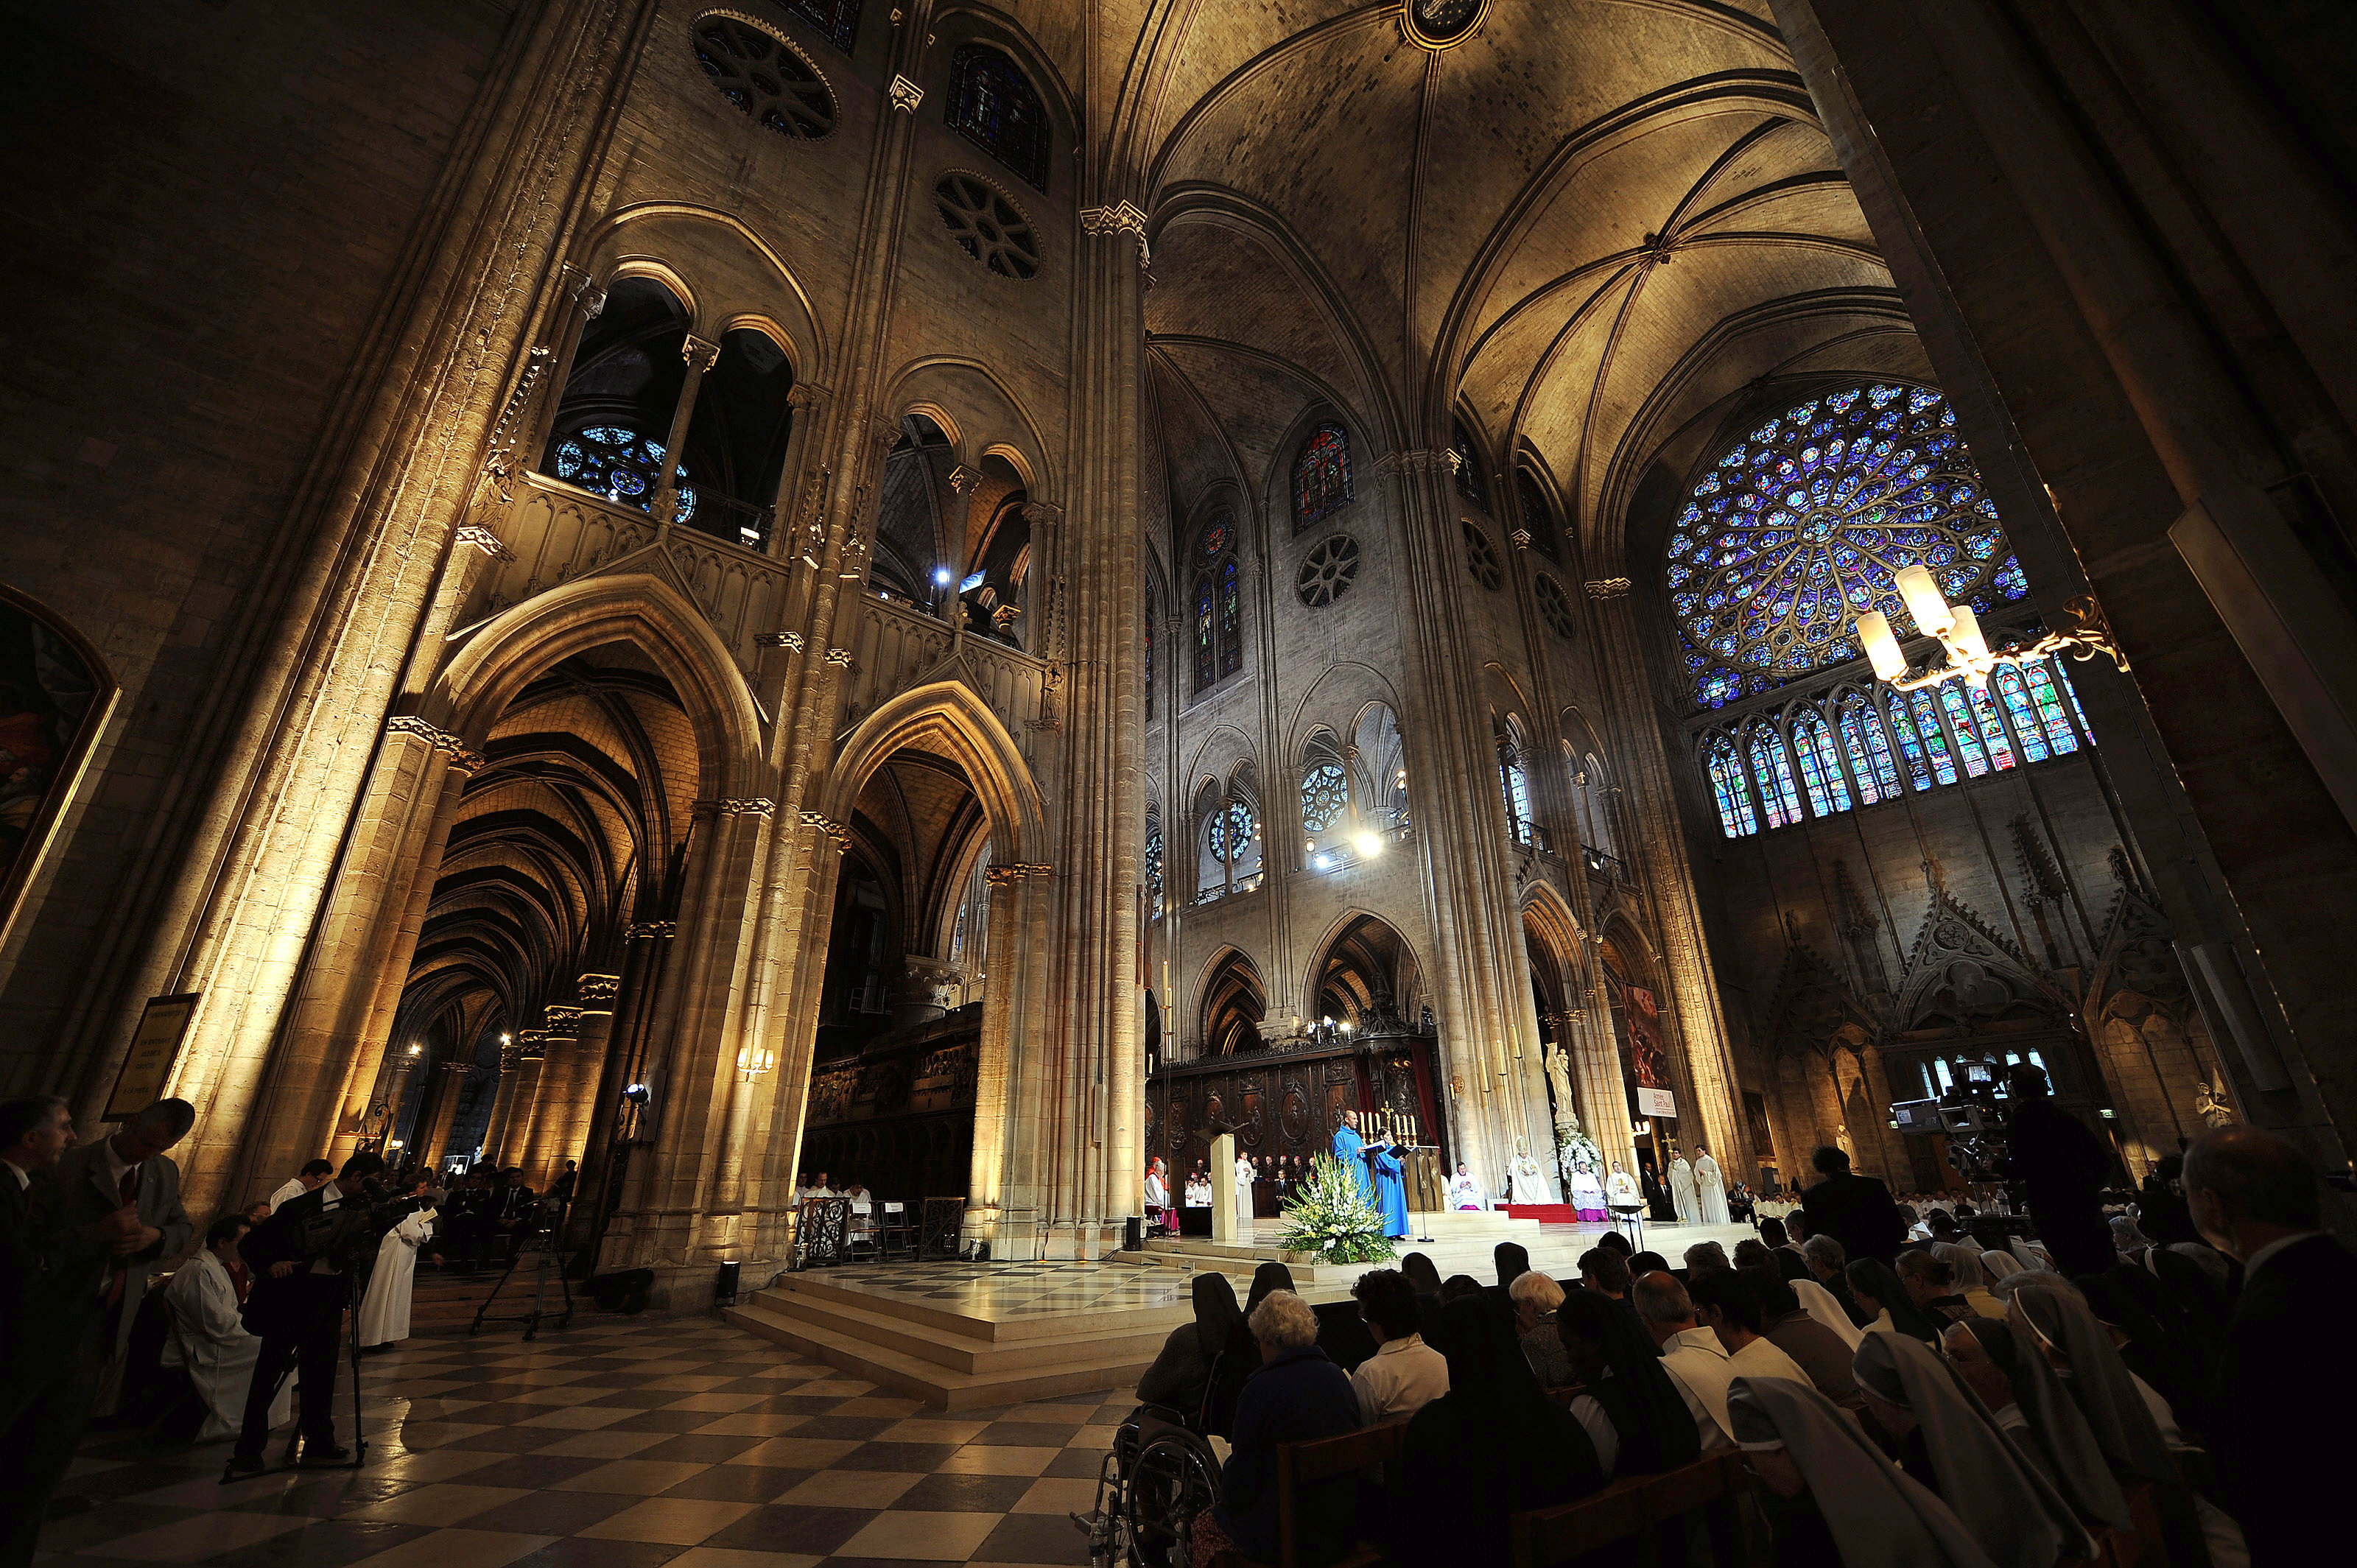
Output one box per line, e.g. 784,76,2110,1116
1996,1064,2113,1277
225,1150,390,1474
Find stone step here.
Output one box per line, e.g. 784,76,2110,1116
723,1298,1148,1410
741,1282,1173,1376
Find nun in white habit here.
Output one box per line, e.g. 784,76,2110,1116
357,1201,438,1349
1668,1155,1701,1225
1793,1278,1866,1350
1851,1331,2093,1568
1727,1374,1999,1568
162,1217,290,1442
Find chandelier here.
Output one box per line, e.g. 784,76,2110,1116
735,1044,776,1083
1858,564,2129,692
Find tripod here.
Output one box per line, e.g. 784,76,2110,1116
221,1246,375,1483
471,1210,573,1340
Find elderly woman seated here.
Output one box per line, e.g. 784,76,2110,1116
1192,1289,1362,1568
1508,1269,1576,1387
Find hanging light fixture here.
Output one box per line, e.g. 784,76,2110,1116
1856,566,2128,691
735,1044,776,1083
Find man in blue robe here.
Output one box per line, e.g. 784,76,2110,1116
1330,1111,1376,1207
1368,1137,1411,1239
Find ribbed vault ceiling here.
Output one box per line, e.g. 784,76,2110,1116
1123,0,1912,561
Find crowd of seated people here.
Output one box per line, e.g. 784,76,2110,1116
1137,1128,2348,1568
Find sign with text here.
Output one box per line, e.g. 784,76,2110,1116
1636,1085,1678,1120
105,992,200,1120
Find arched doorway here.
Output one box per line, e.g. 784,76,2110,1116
795,741,994,1205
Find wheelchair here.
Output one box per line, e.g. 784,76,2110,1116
1070,1402,1223,1568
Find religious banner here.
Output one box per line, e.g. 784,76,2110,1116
1623,984,1671,1089
105,991,200,1120
1637,1086,1678,1119
0,583,117,952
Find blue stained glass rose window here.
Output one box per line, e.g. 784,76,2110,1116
1670,384,2028,709
554,426,695,523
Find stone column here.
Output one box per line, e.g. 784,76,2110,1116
523,977,614,1187
418,1061,473,1170
1377,450,1561,1201
649,334,721,529
1584,580,1748,1170
98,5,657,1219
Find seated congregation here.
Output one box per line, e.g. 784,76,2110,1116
1121,1126,2350,1568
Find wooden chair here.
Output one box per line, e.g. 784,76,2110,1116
1207,1420,1408,1568
1509,1450,1752,1568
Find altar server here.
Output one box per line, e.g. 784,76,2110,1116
1670,1154,1701,1225
161,1215,289,1442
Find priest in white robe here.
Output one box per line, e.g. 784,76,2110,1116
1144,1159,1172,1234
1605,1161,1643,1211
356,1201,438,1350
1694,1147,1731,1225
1234,1152,1257,1225
1670,1154,1701,1224
1448,1161,1488,1211
1508,1139,1551,1206
162,1216,289,1443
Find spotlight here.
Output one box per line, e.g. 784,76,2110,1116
935,568,953,586
1355,832,1382,858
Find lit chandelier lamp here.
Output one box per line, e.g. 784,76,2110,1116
1857,564,2130,691
735,1044,776,1084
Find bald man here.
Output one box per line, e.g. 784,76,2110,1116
2184,1126,2357,1567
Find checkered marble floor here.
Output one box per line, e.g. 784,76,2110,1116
42,1316,1124,1568
809,1261,1276,1317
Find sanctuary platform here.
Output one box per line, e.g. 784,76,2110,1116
725,1217,1763,1408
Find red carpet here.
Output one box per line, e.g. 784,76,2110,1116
1501,1203,1583,1223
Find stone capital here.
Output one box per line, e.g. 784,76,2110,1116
385,715,487,774
577,971,622,1005
625,920,676,941
563,263,607,320
823,646,854,666
692,796,775,818
1373,449,1455,479
1583,577,1632,600
948,464,978,493
1019,501,1064,529
787,380,833,411
985,861,1053,886
798,810,851,848
888,74,923,113
756,630,804,650
1080,200,1152,267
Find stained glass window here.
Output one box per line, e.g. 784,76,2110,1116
1966,681,2017,770
1208,801,1257,861
946,44,1049,191
1193,515,1242,692
1792,710,1853,818
781,0,860,53
1905,689,1961,786
1992,666,2050,763
1293,423,1353,527
2051,658,2093,742
1838,694,1902,804
1516,469,1560,563
1450,419,1486,506
1143,601,1154,719
1192,576,1215,691
1301,763,1348,833
1500,744,1534,843
2020,658,2082,753
1145,827,1164,912
553,426,695,523
1668,384,2028,709
1218,560,1242,678
1939,684,1992,777
1748,725,1804,829
1706,735,1758,837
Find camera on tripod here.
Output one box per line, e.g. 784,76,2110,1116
288,1177,418,1276
1891,1056,2016,1187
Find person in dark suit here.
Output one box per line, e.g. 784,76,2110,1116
1998,1064,2115,1278
228,1150,389,1475
0,1095,143,1568
53,1097,195,1415
2184,1125,2357,1567
1796,1145,1905,1266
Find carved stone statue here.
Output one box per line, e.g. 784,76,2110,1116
2193,1077,2237,1129
1542,1042,1576,1128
